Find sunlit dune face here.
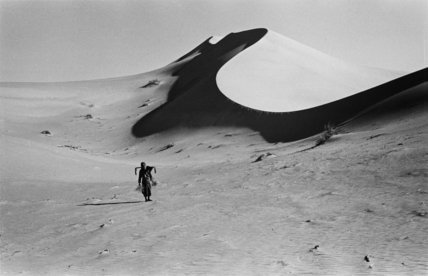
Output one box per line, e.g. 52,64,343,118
217,30,399,112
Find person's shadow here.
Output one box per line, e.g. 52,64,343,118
77,201,144,206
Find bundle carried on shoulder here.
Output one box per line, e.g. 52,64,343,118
151,179,158,186
135,179,158,192
135,184,143,192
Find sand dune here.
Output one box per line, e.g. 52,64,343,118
217,29,400,112
1,28,427,275
132,28,426,142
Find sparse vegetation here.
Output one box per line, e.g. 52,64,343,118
294,122,339,153
208,144,224,149
40,130,51,135
309,245,320,252
141,79,160,88
75,114,93,119
57,145,87,152
367,133,385,140
411,210,427,218
224,133,239,137
58,145,80,150
314,122,337,147
252,152,275,163
158,143,174,152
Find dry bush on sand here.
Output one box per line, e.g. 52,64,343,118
315,122,337,146
141,79,160,88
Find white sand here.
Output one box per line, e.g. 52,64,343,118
217,29,400,112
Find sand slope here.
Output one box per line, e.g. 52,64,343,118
1,28,427,275
1,83,427,276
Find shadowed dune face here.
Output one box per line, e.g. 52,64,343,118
167,28,268,102
132,28,427,143
133,69,427,143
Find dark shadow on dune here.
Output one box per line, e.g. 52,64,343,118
77,201,144,206
168,28,268,102
345,82,428,123
132,28,427,143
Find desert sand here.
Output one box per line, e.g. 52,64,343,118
1,28,427,275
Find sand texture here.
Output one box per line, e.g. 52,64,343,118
1,28,427,275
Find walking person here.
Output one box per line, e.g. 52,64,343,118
135,162,156,202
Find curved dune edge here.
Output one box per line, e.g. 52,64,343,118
208,35,224,45
131,27,426,142
216,29,400,112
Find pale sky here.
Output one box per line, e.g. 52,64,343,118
0,0,426,82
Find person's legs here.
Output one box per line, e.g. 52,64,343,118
142,180,150,201
146,185,152,201
147,183,152,201
141,184,147,201
142,178,152,201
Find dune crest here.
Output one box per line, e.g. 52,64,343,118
217,29,399,112
132,28,426,142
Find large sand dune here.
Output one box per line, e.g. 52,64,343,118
217,29,399,112
1,28,427,275
132,28,426,142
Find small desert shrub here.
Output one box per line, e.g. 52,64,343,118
141,79,160,88
315,123,337,146
58,145,81,150
158,143,174,152
252,152,275,163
